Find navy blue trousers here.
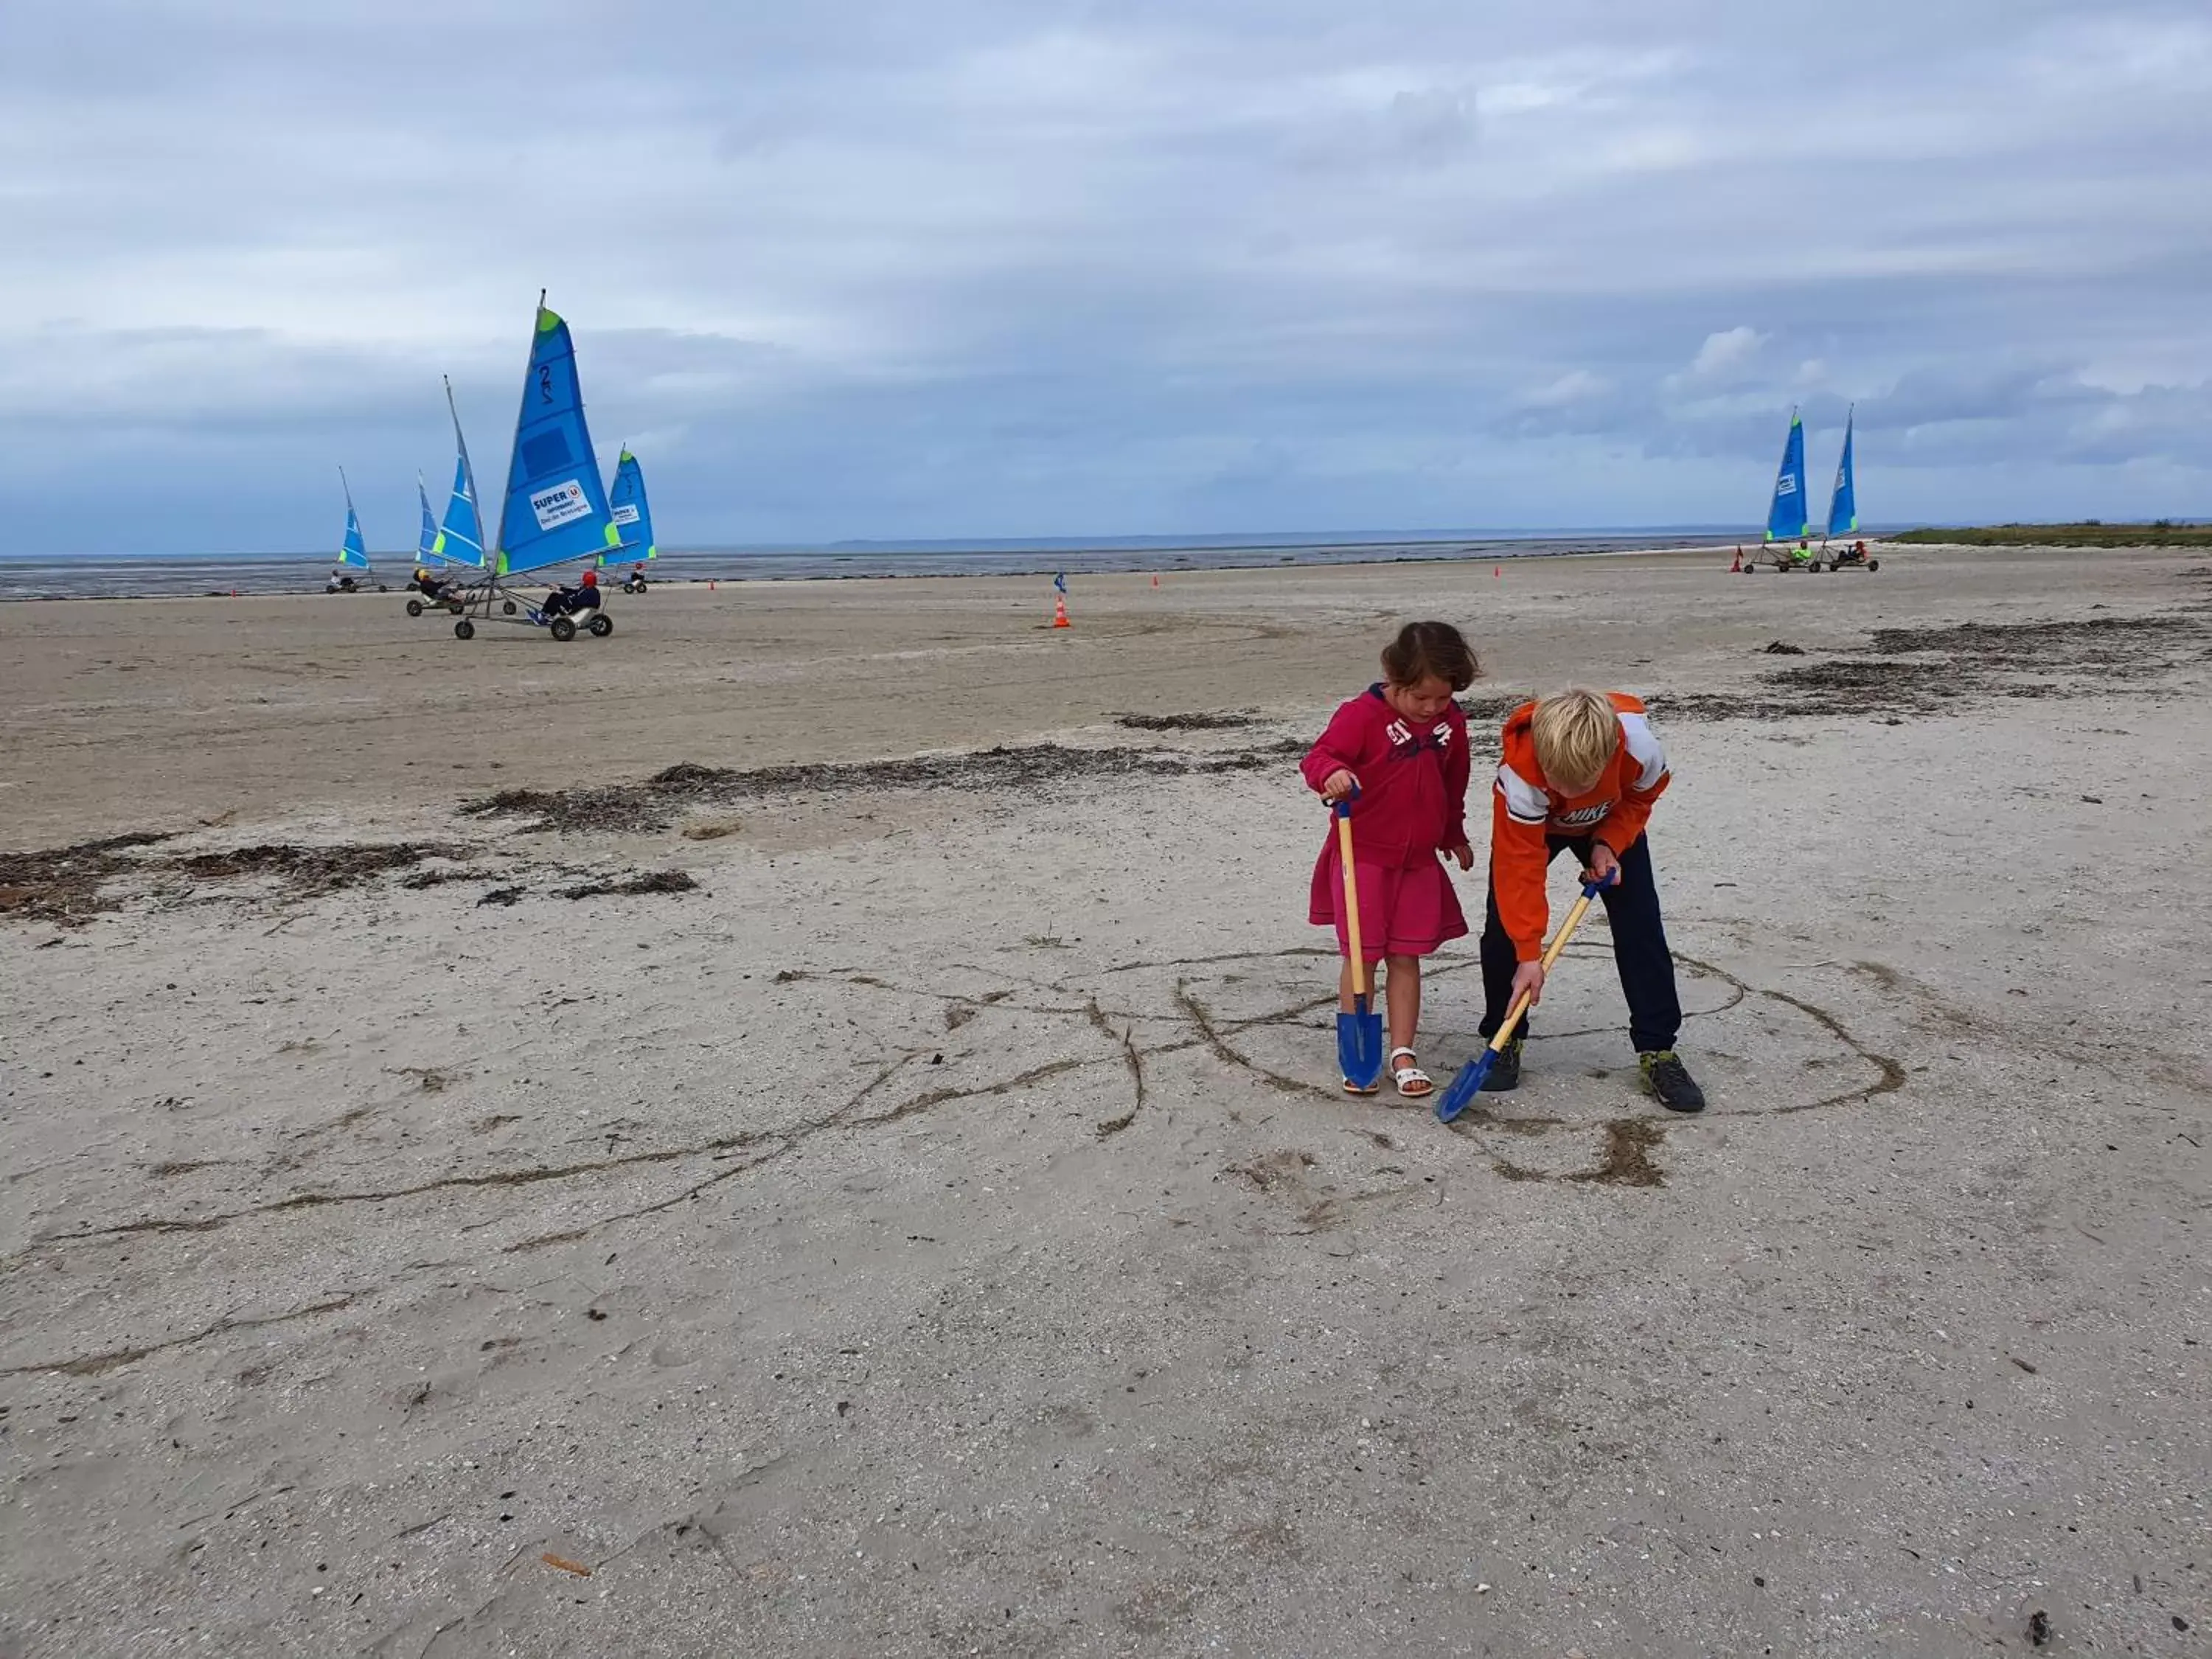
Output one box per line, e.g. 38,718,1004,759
1478,832,1683,1054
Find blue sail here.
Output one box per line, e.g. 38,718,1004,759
599,448,655,565
1826,409,1858,539
1764,411,1809,543
432,453,485,566
338,468,370,568
416,474,444,563
341,508,370,567
494,302,620,577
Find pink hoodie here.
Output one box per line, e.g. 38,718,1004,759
1299,686,1471,863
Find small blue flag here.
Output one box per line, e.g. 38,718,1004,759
1053,571,1067,593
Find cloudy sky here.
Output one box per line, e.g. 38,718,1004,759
3,0,2208,555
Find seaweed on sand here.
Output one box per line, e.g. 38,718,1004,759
558,869,699,901
1113,711,1258,731
0,836,469,927
1657,611,2208,723
176,843,465,894
0,832,175,927
462,741,1306,835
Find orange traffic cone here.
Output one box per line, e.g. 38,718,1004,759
1052,595,1071,629
1493,565,1500,578
1729,548,1742,572
1150,573,1159,588
709,579,717,591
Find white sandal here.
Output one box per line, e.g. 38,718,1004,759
1388,1047,1433,1099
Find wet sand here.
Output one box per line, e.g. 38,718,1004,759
2,543,2192,844
2,545,2208,1656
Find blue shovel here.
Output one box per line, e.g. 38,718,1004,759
1333,796,1385,1092
1435,874,1609,1124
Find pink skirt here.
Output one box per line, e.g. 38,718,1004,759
1308,844,1468,961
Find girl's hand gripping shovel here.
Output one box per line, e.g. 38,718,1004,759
1435,874,1609,1124
1333,796,1385,1092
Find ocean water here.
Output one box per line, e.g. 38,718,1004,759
0,532,1742,602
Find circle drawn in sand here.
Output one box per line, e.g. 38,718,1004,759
788,936,1905,1192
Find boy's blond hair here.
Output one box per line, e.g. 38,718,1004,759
1531,689,1619,793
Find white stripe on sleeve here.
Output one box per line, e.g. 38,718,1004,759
1496,762,1551,824
1618,712,1668,791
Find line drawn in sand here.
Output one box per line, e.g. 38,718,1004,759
781,936,1905,1190
4,936,1909,1381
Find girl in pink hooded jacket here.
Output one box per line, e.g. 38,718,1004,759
1301,621,1479,1098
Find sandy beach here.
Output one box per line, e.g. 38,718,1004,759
2,545,2208,1656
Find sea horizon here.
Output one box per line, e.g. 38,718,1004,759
1,526,1778,601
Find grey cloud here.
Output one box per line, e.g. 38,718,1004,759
2,0,2208,553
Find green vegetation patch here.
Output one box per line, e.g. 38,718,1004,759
1891,521,2212,548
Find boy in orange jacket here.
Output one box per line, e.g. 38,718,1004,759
1476,688,1704,1111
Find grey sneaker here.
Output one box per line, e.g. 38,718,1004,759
1639,1050,1705,1113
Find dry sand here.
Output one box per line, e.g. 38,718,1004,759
2,546,2208,1657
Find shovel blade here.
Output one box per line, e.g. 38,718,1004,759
1433,1049,1494,1123
1336,1005,1384,1091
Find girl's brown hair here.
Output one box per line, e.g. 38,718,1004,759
1380,621,1480,692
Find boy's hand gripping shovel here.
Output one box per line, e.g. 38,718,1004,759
1435,875,1608,1124
1333,796,1385,1091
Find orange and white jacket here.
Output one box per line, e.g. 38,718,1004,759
1491,692,1670,961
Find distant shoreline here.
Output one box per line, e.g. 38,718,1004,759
30,524,2207,600
0,534,1747,602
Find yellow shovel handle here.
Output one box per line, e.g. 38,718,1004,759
1486,885,1601,1056
1335,808,1368,1000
